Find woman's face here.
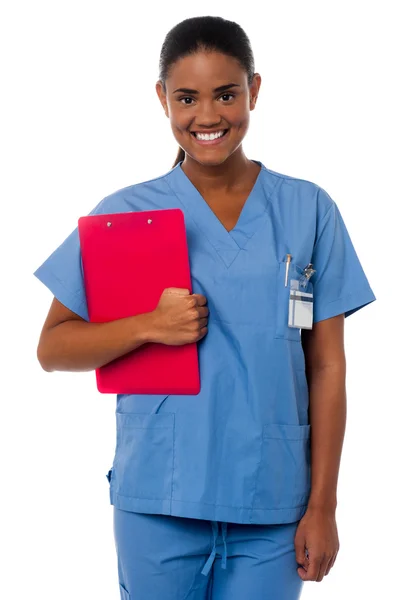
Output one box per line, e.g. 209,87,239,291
156,51,261,166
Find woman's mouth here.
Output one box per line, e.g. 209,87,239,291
190,129,229,146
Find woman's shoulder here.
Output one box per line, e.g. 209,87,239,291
260,162,321,190
92,165,177,215
260,162,334,218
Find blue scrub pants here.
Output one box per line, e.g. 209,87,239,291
113,508,304,599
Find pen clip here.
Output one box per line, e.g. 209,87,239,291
284,253,292,287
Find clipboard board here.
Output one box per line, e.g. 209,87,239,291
78,208,200,395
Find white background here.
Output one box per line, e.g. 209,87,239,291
1,1,397,598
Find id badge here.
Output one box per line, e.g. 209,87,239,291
288,279,314,329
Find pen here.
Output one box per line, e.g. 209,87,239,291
285,254,292,287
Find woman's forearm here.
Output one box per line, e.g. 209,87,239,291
37,311,158,373
306,361,347,511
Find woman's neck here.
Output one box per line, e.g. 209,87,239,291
180,148,257,195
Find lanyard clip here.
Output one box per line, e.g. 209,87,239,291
299,263,316,288
303,263,316,280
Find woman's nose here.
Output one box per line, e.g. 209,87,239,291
194,101,223,127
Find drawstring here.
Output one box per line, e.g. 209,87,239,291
201,521,228,576
221,522,228,570
201,521,219,576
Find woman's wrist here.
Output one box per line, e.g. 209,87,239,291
134,310,162,345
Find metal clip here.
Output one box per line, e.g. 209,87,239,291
299,263,316,288
303,263,316,280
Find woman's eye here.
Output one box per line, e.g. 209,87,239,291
180,97,194,105
220,93,235,102
179,93,235,106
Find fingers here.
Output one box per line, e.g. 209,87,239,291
294,538,308,568
325,552,337,576
164,287,190,296
298,551,336,582
316,554,330,582
191,293,207,306
166,291,207,306
198,328,208,340
197,306,209,318
297,551,321,582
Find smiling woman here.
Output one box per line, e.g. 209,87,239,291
33,14,376,600
156,17,260,176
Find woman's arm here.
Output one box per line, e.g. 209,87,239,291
294,314,345,581
37,297,158,373
301,313,346,511
37,289,209,373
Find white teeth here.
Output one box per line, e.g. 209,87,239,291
195,130,225,141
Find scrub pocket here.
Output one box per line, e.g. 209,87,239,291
274,258,312,341
253,423,311,510
111,412,175,501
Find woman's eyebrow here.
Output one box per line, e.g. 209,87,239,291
172,83,241,94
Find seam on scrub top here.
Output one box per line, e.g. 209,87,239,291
313,195,335,250
170,498,311,511
249,431,264,521
113,492,309,511
170,414,176,511
163,178,241,269
316,287,374,310
106,169,180,199
211,318,273,326
263,166,325,189
313,288,376,323
41,270,86,306
224,174,280,256
115,492,176,501
116,426,173,429
261,436,309,441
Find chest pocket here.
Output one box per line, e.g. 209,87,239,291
274,256,314,342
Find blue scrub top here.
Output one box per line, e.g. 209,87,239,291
34,160,376,524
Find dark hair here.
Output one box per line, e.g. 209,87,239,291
158,16,255,168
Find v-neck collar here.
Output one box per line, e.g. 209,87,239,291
166,160,268,268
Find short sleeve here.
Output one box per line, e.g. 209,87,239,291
33,198,107,321
311,188,376,323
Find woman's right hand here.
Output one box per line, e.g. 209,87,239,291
150,287,209,345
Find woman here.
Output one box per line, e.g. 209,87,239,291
34,15,376,600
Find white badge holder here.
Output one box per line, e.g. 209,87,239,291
288,280,313,329
288,264,316,330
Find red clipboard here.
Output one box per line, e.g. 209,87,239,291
78,208,200,395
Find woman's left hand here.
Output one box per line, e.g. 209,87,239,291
294,506,340,582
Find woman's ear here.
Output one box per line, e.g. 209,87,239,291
249,73,261,110
155,80,169,118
